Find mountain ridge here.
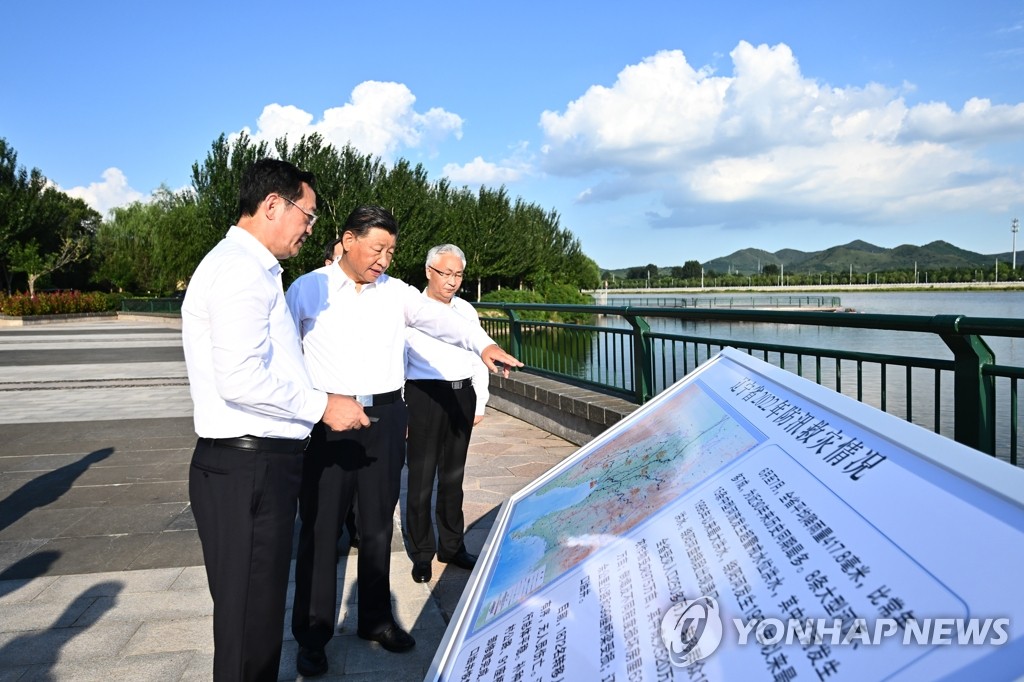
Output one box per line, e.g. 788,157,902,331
603,240,1018,276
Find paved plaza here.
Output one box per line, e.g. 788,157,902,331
0,317,578,680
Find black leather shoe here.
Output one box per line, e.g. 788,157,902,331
412,560,432,583
296,646,328,677
439,549,477,571
358,624,416,653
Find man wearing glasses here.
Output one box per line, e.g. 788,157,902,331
285,207,521,676
404,244,490,584
181,158,368,681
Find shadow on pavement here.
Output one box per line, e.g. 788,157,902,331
0,551,62,593
0,447,115,534
0,580,124,680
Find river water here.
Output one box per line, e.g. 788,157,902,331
590,290,1023,460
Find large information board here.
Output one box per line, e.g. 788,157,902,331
427,348,1024,681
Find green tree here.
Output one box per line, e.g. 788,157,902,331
9,237,86,296
190,132,269,265
177,132,601,300
0,139,49,293
93,187,201,294
153,190,203,292
624,266,645,280
93,200,159,293
371,159,440,281
5,183,98,296
680,259,703,279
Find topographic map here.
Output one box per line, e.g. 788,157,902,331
475,380,762,630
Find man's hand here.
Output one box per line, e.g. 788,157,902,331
323,394,371,431
473,415,485,426
481,344,523,378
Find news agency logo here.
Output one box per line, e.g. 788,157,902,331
660,596,725,665
735,616,1010,648
660,597,1010,669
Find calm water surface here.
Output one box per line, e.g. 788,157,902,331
601,290,1022,363
592,290,1024,460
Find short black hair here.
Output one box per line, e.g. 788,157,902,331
237,158,316,218
322,236,343,263
341,205,399,239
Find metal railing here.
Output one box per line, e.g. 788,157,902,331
476,302,1024,466
121,298,183,313
588,294,843,309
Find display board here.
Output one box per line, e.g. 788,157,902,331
426,348,1024,681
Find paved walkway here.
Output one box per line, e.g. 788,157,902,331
0,318,578,680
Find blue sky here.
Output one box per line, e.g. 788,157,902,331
3,1,1023,269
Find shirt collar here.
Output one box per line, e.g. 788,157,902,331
330,264,388,292
421,288,457,306
227,226,282,276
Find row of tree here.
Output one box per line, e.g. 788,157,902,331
0,140,101,296
617,261,705,281
1,134,601,298
601,261,1024,289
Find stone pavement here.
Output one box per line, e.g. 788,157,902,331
0,317,578,680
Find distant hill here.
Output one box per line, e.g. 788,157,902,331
604,240,1015,277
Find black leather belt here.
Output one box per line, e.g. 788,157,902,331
411,378,472,390
353,389,403,407
198,435,310,454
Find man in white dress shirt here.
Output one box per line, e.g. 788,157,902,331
286,206,521,676
404,244,490,583
181,158,368,681
323,236,360,550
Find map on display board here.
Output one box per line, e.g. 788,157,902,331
426,347,1024,682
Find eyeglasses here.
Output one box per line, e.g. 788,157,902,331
428,265,464,282
278,195,318,229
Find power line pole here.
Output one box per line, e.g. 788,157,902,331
1012,217,1019,271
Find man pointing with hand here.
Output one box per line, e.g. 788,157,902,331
181,158,368,681
285,205,520,676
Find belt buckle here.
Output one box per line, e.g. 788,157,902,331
451,381,463,390
354,394,373,407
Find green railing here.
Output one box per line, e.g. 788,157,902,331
476,302,1024,466
589,294,843,309
121,298,183,313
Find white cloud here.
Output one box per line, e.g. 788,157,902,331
235,81,464,161
442,156,524,185
901,97,1024,142
539,41,1024,229
63,167,145,217
540,49,729,170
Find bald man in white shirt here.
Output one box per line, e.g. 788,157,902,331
181,159,368,682
404,244,490,584
286,206,521,675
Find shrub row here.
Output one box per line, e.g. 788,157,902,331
479,284,595,324
0,291,118,316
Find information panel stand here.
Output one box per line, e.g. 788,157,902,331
427,348,1024,681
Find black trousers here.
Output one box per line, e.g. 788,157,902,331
291,400,408,649
404,379,476,562
189,439,302,682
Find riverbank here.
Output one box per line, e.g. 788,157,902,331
586,281,1024,295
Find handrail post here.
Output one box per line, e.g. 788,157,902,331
935,315,996,454
625,312,653,403
504,307,523,359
